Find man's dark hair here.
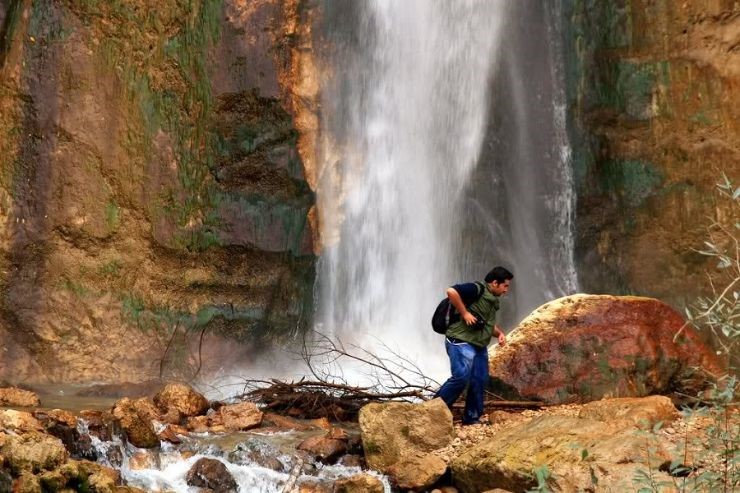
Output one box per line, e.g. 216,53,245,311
485,266,513,284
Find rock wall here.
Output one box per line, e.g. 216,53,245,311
563,0,739,305
0,0,318,383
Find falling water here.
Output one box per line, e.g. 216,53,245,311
316,1,578,381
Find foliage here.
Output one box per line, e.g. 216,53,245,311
635,176,740,491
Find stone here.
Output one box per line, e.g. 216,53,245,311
153,383,209,418
333,473,384,493
0,410,43,433
578,395,678,429
186,457,237,493
112,398,159,448
34,409,77,428
451,414,674,492
13,472,41,493
359,398,454,472
78,410,116,442
388,452,448,490
263,413,314,431
129,450,160,471
0,432,68,474
157,424,186,444
297,435,347,464
219,401,263,430
187,415,211,433
489,295,724,404
0,387,40,407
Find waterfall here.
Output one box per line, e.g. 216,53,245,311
316,1,577,381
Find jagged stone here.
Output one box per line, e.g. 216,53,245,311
388,452,447,490
0,410,43,433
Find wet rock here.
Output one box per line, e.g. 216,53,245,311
74,433,97,461
578,395,678,429
0,410,43,433
358,398,453,478
153,383,209,418
263,412,314,431
129,450,160,471
489,295,724,404
388,452,447,491
219,401,263,431
34,409,77,428
79,410,117,442
297,434,347,464
157,424,186,444
13,472,41,493
0,432,68,474
38,459,121,492
186,415,211,433
112,399,159,449
0,387,40,407
334,473,384,493
451,414,673,492
337,454,363,468
0,467,11,493
228,442,284,471
186,457,237,493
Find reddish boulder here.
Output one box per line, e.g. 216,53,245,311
112,398,159,448
489,295,723,404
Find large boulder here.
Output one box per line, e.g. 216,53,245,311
451,412,674,492
489,295,723,404
359,398,453,487
0,432,68,474
297,434,347,464
0,387,40,407
186,457,237,493
153,383,209,418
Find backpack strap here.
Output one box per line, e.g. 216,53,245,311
474,281,486,300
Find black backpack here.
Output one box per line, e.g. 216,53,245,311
431,282,485,334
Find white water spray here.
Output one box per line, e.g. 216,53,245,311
317,1,578,382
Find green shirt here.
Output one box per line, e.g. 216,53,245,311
445,284,501,348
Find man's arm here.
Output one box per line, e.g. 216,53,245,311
446,287,478,326
493,325,506,346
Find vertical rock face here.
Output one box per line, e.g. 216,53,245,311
0,0,319,383
563,0,739,303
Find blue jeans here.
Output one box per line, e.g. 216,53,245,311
434,338,489,424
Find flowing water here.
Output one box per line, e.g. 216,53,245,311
316,1,578,382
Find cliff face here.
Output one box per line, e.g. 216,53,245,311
563,0,739,305
0,0,318,383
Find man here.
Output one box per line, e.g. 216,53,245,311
434,266,513,425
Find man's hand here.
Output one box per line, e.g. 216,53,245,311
497,332,506,346
462,312,478,326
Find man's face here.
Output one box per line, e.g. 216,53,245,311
488,279,511,296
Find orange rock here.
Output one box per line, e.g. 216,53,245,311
0,410,43,433
263,413,314,431
489,295,724,404
153,383,209,418
186,415,210,433
0,388,40,408
219,402,263,431
297,434,346,463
